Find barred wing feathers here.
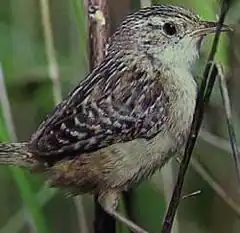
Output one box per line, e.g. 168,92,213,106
30,58,169,156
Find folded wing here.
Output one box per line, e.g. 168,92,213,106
30,58,170,157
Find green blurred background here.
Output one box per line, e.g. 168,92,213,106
0,0,240,233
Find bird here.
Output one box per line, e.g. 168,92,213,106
0,5,231,233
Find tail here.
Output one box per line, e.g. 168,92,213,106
0,142,38,168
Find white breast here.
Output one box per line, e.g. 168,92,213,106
170,67,197,134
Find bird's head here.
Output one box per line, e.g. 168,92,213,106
108,5,231,71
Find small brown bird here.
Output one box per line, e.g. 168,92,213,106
0,5,230,233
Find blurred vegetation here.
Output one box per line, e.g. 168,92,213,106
0,0,239,233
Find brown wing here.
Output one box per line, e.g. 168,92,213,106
29,57,170,157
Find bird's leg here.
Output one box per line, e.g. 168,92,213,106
98,191,148,233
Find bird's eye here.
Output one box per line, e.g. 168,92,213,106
163,22,177,36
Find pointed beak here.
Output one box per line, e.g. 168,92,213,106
190,21,232,37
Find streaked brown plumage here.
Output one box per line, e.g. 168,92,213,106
0,5,230,233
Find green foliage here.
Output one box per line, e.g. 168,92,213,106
0,113,50,233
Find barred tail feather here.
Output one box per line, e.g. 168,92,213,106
0,142,37,168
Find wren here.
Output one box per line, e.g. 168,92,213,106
0,5,230,233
